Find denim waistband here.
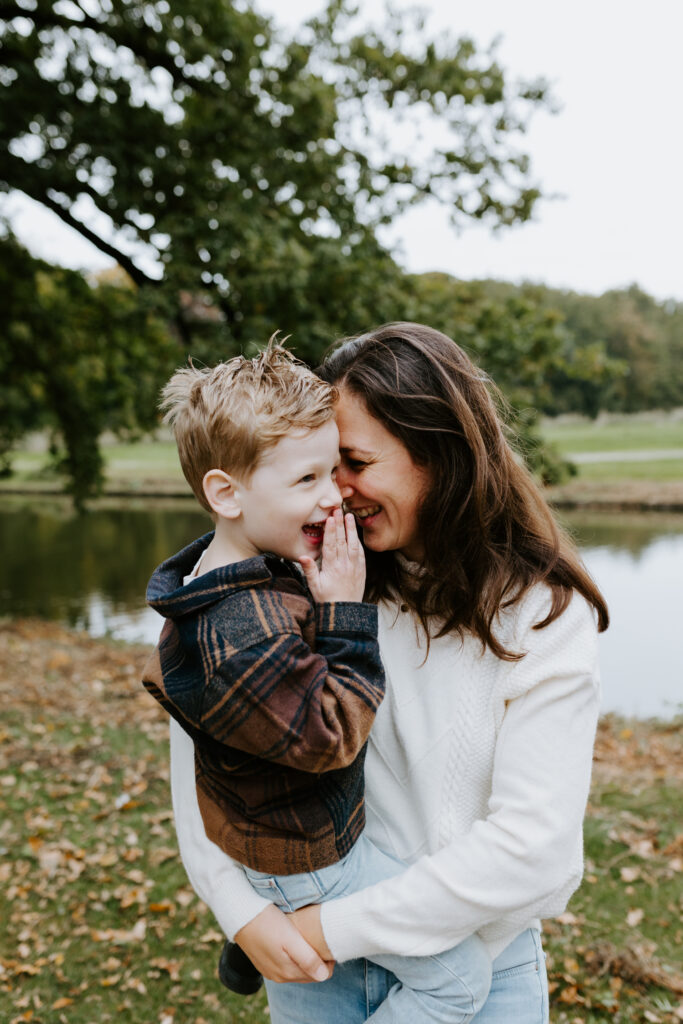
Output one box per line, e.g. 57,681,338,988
491,928,542,974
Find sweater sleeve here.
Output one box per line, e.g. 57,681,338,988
169,717,269,938
320,593,601,961
200,599,385,772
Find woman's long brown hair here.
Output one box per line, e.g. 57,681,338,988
320,322,608,660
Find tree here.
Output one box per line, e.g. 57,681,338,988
487,282,680,416
0,232,177,507
1,0,549,354
1,0,561,501
403,273,587,482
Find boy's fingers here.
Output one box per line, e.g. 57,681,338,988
344,513,360,553
299,557,323,601
321,513,337,562
299,556,317,580
334,507,347,556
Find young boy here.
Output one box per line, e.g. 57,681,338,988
142,340,492,1022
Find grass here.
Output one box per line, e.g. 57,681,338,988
0,621,268,1024
575,459,683,483
0,441,189,497
2,414,682,499
2,411,679,503
542,727,683,1022
541,415,683,455
2,621,682,1024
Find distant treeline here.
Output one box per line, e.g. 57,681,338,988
437,277,683,417
3,232,680,506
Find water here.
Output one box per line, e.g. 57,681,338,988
3,498,681,720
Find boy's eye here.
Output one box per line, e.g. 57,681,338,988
298,474,315,483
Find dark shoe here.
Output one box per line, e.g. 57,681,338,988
218,940,264,995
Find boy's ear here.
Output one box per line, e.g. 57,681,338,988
202,469,242,519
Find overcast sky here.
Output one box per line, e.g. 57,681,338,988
5,0,682,300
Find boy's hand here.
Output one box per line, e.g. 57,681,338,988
300,509,365,603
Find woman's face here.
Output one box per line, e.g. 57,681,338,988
334,388,430,561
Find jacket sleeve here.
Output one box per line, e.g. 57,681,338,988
200,598,385,772
319,593,601,961
169,718,269,939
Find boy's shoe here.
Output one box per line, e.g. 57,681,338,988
218,940,264,995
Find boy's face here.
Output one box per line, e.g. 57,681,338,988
232,419,342,562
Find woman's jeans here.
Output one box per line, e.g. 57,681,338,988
263,926,548,1024
244,833,491,1024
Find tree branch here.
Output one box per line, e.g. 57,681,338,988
0,3,229,98
46,193,158,287
17,185,157,287
0,148,161,285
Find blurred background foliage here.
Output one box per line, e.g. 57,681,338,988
1,0,680,504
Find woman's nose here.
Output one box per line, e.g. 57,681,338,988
334,465,354,499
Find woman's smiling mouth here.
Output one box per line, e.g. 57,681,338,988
349,505,382,522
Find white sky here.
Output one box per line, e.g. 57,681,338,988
5,0,682,300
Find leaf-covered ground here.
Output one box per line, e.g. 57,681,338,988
1,620,681,1023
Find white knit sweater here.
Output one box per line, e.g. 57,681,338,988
170,583,600,962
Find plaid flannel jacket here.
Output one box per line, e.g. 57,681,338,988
142,533,385,874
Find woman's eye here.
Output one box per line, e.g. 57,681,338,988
346,459,366,471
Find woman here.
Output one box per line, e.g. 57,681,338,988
170,323,607,1022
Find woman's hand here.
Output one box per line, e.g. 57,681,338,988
234,904,333,984
300,509,365,604
290,903,334,961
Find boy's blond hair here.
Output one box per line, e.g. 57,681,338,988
161,337,336,512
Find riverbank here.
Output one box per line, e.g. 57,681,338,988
2,450,683,511
3,412,682,510
546,478,683,512
1,620,682,1024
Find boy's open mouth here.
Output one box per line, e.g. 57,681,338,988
302,521,326,542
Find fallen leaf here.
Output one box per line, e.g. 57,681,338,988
556,911,579,926
620,866,641,882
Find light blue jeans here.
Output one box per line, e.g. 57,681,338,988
244,833,492,1024
263,925,548,1024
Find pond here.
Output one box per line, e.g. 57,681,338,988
3,498,682,720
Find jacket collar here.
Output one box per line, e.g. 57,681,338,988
147,532,302,618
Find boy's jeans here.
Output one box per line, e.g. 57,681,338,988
243,832,492,1024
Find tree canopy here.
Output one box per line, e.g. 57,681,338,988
7,0,627,504
0,232,176,507
1,0,549,352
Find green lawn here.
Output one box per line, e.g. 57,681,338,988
541,416,683,455
576,459,683,482
2,622,682,1024
2,416,682,498
0,440,189,495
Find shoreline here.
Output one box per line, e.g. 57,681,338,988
546,478,683,513
2,478,683,512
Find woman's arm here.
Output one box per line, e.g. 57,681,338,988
317,594,601,962
170,717,268,937
169,718,331,982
